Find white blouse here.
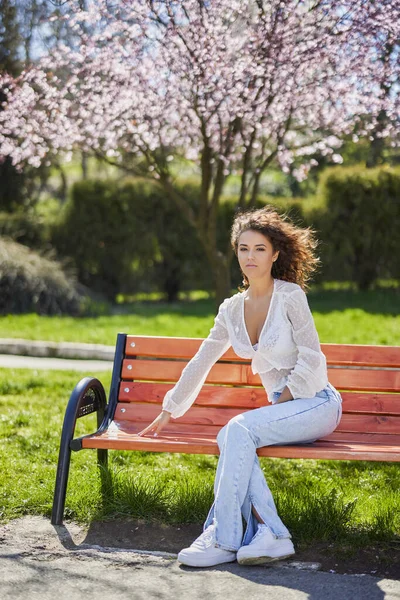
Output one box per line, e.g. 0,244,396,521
162,278,328,419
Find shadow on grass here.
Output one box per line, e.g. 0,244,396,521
86,465,399,548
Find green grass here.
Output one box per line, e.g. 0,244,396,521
0,285,399,545
0,367,399,546
0,287,399,345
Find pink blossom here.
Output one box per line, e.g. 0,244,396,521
0,0,399,184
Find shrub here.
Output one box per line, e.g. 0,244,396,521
0,211,51,250
52,179,155,302
310,166,400,289
0,237,86,315
52,178,210,302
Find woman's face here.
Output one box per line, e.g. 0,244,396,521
237,229,279,283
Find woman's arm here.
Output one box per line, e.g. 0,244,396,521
137,298,231,436
284,287,328,400
274,386,293,403
160,297,232,419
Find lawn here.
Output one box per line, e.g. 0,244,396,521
0,286,399,549
0,286,399,345
0,366,399,547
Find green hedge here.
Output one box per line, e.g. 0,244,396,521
51,179,304,302
52,179,210,302
309,166,400,289
4,166,398,304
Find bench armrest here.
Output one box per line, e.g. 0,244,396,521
52,377,107,525
59,377,108,452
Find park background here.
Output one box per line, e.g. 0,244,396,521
0,0,399,574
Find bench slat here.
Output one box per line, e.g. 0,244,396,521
328,368,400,393
113,402,400,435
322,344,400,368
83,419,400,445
118,382,400,415
122,359,253,385
324,431,400,444
119,382,268,409
81,433,400,461
122,359,400,392
125,336,400,367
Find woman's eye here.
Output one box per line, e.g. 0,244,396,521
239,248,265,251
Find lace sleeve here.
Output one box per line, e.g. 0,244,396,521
162,298,231,419
284,287,328,399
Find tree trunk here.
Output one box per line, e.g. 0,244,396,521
366,133,385,168
366,108,387,168
82,152,88,179
206,249,232,309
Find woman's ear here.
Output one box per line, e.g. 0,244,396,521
273,251,279,262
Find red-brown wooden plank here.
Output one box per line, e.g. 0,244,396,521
121,359,400,392
113,402,400,435
322,431,400,445
340,392,400,415
124,336,400,368
327,368,400,393
94,419,222,438
115,403,245,427
83,420,400,447
322,344,400,368
81,433,400,461
258,443,400,462
336,413,400,434
118,382,400,415
121,359,261,386
118,382,269,409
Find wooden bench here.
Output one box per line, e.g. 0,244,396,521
51,333,400,525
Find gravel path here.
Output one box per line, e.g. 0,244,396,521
0,517,398,600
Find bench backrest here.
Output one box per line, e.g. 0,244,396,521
109,334,400,444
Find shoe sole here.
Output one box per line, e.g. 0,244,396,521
237,551,295,566
177,552,237,568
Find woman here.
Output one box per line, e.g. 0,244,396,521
137,207,342,568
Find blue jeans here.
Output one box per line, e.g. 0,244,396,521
202,383,342,551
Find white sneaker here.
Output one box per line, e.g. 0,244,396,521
177,523,237,567
237,523,295,565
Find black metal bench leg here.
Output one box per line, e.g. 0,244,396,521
98,448,108,469
51,377,108,526
98,449,113,510
51,427,73,526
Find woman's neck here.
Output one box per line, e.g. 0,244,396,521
246,277,275,301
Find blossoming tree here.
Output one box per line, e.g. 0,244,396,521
1,0,399,303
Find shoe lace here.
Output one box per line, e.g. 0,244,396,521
192,524,216,549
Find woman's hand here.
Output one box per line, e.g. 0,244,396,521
136,410,172,437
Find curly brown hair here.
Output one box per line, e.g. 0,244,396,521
230,206,320,292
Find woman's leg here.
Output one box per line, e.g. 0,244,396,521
203,387,341,551
204,444,290,549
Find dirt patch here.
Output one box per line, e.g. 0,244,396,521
83,519,400,579
1,516,399,580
